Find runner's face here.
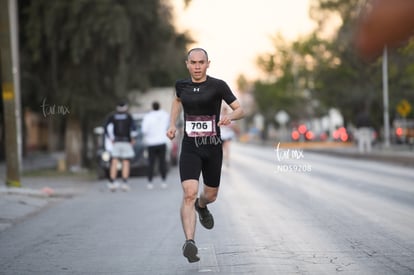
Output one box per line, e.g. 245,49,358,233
186,50,210,83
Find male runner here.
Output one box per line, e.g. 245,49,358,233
167,48,244,263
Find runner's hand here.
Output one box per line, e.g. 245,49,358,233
167,126,176,140
218,116,231,126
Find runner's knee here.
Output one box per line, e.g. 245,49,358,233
182,180,198,203
202,189,218,204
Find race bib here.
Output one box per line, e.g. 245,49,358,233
185,115,216,137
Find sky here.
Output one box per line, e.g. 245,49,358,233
171,0,317,89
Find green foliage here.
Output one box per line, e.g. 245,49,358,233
311,0,414,125
20,0,191,122
253,34,321,126
254,0,414,132
253,80,299,121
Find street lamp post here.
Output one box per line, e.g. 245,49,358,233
382,46,391,148
0,0,22,187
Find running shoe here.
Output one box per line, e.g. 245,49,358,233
107,181,119,192
182,239,200,263
121,183,130,192
194,198,214,229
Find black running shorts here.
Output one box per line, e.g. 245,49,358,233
179,139,223,188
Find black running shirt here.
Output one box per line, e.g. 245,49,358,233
104,112,136,142
175,76,237,139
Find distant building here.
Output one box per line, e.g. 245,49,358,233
129,87,176,114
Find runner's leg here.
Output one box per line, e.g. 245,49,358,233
110,158,119,181
181,179,199,240
198,185,218,207
199,145,222,206
159,144,167,180
147,146,156,182
121,159,130,180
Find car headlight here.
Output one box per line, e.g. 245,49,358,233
101,151,111,162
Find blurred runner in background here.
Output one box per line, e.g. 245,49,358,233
220,106,239,167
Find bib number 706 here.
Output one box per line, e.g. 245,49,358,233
191,122,208,130
185,115,216,137
185,120,213,134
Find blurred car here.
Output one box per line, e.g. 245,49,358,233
93,112,179,179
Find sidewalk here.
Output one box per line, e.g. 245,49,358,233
0,152,97,232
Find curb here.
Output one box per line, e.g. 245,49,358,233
0,187,79,199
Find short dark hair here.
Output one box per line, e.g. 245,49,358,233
187,48,208,61
152,101,160,110
116,100,128,112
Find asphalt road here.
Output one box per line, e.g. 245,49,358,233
0,143,413,274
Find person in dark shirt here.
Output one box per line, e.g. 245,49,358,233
167,48,244,263
104,101,137,191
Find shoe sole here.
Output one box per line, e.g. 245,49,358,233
183,242,200,263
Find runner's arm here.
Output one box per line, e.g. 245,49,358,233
167,96,182,140
218,100,244,126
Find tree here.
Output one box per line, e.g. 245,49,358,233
252,0,414,142
253,35,308,140
20,0,191,168
308,0,380,127
309,0,414,130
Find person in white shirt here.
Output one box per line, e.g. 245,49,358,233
142,101,170,189
220,107,237,167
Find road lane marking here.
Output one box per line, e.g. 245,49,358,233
197,243,220,273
